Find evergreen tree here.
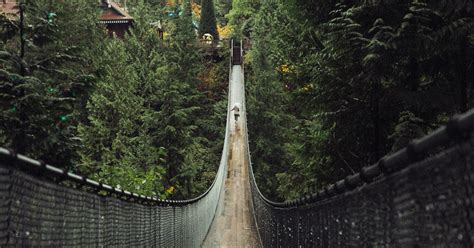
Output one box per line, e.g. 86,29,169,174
226,0,260,38
0,0,227,199
247,0,297,200
181,0,196,40
146,4,218,198
247,0,473,200
215,0,232,25
199,0,219,40
78,40,166,197
0,0,104,167
152,0,228,198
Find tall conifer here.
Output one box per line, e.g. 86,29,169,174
199,0,219,40
78,40,166,197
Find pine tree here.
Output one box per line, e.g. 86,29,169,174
246,0,298,200
154,33,201,198
226,0,260,38
0,0,104,167
246,0,473,201
199,0,219,40
78,40,166,197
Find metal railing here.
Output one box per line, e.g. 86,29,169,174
245,82,474,248
0,47,236,247
237,36,474,247
2,41,473,247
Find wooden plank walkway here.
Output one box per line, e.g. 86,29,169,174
202,125,261,248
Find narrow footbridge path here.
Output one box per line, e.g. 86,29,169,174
1,40,474,247
202,65,261,247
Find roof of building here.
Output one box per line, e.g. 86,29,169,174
99,0,133,23
0,0,19,17
1,0,133,24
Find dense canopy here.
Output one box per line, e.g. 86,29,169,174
0,0,472,201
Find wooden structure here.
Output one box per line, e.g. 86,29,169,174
231,40,242,65
99,0,133,38
1,0,134,39
202,120,261,247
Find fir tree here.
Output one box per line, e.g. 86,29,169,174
199,0,219,40
246,0,473,201
154,13,202,197
0,0,104,167
181,0,196,41
246,0,298,200
78,40,166,197
226,0,260,38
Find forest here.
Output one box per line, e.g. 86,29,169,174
245,0,474,200
0,0,473,202
0,0,229,199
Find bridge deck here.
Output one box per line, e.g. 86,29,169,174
202,65,261,248
202,130,260,248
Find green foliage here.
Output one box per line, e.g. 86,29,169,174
153,17,208,198
247,0,474,201
0,0,104,166
78,38,167,197
215,0,232,25
1,0,227,199
0,15,17,42
246,0,297,200
389,111,426,152
226,0,260,38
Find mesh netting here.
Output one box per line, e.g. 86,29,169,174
2,41,473,247
0,64,233,247
237,37,474,246
0,42,246,247
248,131,474,247
0,135,228,247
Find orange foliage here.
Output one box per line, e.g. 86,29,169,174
191,1,201,18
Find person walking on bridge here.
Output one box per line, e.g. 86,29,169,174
230,103,240,123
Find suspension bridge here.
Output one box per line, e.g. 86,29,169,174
0,41,473,247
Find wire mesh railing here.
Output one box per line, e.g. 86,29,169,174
0,120,230,246
0,112,230,246
245,99,474,247
0,51,235,247
2,41,473,247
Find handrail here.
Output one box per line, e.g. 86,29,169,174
0,123,230,205
0,41,239,247
246,105,474,208
238,39,474,246
0,53,237,208
230,39,234,65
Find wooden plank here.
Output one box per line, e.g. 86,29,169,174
202,131,261,248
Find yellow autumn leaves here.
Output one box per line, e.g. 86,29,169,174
277,64,313,92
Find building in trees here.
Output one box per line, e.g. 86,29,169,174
99,0,134,38
1,0,134,38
